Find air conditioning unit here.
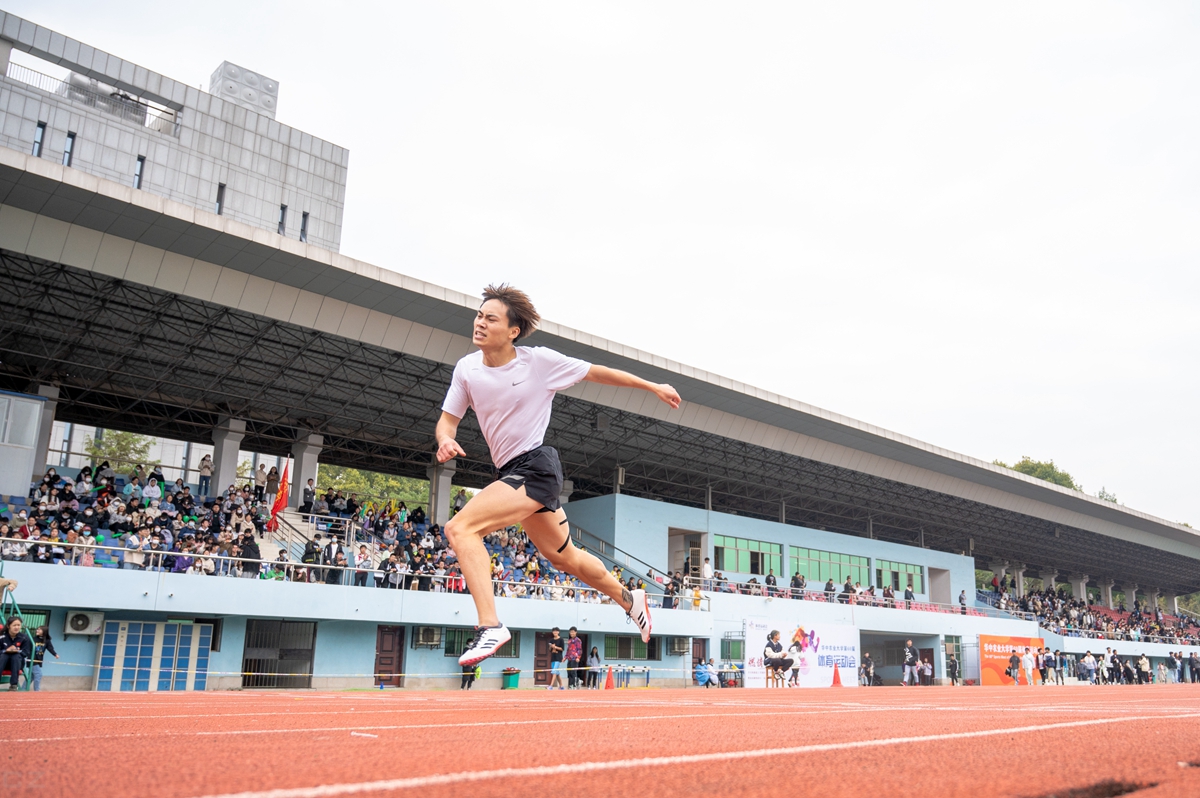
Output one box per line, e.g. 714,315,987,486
669,637,691,655
64,611,104,636
411,626,443,649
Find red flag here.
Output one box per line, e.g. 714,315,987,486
267,460,290,532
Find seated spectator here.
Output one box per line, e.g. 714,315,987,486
0,617,32,690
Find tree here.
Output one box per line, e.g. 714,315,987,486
83,430,156,471
237,459,253,480
315,465,477,509
993,457,1080,490
1096,487,1119,504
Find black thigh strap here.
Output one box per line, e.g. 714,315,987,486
556,518,570,553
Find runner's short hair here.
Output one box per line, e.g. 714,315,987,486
482,284,540,341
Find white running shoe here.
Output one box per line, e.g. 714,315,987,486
457,624,512,666
627,588,652,643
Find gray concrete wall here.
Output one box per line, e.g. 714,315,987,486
0,10,347,252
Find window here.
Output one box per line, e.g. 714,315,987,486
944,635,961,665
277,204,287,235
62,132,76,166
712,535,781,576
789,547,870,586
134,156,145,189
719,638,744,661
299,211,309,243
876,560,925,593
882,641,907,667
215,184,226,215
32,122,46,157
604,635,661,661
444,628,519,658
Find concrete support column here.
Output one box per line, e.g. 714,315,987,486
425,456,456,526
1068,574,1089,602
558,479,575,508
210,417,246,497
30,385,60,479
988,562,1009,587
1122,583,1138,610
1100,580,1116,609
1011,564,1027,598
1146,587,1160,612
290,433,323,504
0,40,12,75
1162,593,1179,616
1039,570,1058,593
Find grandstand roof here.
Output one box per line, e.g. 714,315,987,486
2,149,1199,594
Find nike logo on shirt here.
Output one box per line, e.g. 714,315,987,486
512,380,527,386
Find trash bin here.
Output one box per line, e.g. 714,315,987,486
501,669,520,690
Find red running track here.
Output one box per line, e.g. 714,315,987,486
5,685,1200,798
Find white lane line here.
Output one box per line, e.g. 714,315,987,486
189,711,1200,798
7,709,889,742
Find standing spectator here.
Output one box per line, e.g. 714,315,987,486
787,635,804,686
239,534,262,578
1021,647,1035,687
547,627,565,690
452,489,467,517
265,467,280,503
0,617,31,690
197,455,213,497
300,479,316,519
322,536,344,584
947,653,959,686
1080,651,1096,684
253,464,268,502
565,627,583,689
765,570,778,598
902,639,920,686
1166,651,1179,684
30,626,57,692
1037,647,1048,685
921,657,934,686
702,557,713,590
460,652,478,690
1190,652,1200,683
353,545,372,587
824,579,837,602
790,572,806,600
903,583,916,609
861,652,875,686
1008,649,1023,685
1044,649,1059,685
587,646,602,689
959,590,967,615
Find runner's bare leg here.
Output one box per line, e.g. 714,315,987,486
521,506,634,609
443,480,542,627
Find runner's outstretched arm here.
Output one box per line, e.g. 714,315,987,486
583,365,681,409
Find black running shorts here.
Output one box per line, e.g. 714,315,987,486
496,445,564,513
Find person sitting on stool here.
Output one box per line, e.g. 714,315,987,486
764,630,794,684
0,617,32,690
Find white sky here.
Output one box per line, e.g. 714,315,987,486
17,2,1200,526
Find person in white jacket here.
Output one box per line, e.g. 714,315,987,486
1021,647,1036,687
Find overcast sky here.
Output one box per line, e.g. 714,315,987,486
18,2,1200,526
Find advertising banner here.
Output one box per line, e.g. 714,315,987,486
743,621,860,688
787,623,860,688
979,634,1045,686
743,618,769,688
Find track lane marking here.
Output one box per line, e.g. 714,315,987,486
187,711,1200,797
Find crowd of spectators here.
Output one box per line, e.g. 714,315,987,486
994,585,1200,646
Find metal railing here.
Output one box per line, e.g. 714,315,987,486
0,537,709,611
5,61,181,137
702,578,1036,621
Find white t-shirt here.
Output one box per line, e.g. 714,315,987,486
442,346,591,468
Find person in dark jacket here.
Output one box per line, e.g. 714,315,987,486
239,534,262,577
31,626,58,692
947,653,959,686
0,617,32,690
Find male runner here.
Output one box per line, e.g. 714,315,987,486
439,284,682,666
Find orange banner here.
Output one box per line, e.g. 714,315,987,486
979,634,1045,686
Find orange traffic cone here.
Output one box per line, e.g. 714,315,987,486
831,662,843,687
604,665,615,690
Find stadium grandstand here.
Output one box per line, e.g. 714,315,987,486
0,9,1198,696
